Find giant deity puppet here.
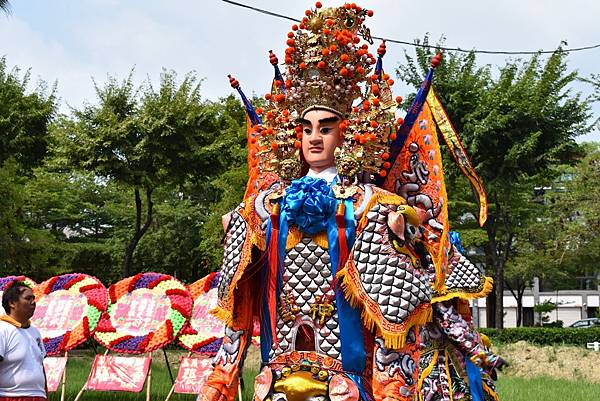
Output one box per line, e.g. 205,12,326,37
201,3,504,401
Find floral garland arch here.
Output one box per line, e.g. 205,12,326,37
32,273,107,356
0,275,36,291
177,272,224,355
94,272,192,354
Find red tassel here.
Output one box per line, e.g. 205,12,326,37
336,202,348,271
266,203,281,347
321,202,349,301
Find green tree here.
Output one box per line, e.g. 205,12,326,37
56,71,246,277
504,183,569,326
553,143,600,275
0,57,57,172
0,160,25,271
21,167,128,281
397,38,593,328
192,96,248,274
0,165,66,280
582,74,600,129
0,59,57,278
533,300,557,325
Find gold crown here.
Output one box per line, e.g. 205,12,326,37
284,4,374,117
254,3,404,182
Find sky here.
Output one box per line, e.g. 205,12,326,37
1,0,599,142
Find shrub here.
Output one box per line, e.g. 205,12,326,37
479,327,600,346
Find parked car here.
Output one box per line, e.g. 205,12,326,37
569,318,600,328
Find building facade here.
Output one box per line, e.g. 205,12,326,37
472,289,600,328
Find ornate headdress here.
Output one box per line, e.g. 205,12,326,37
231,2,404,186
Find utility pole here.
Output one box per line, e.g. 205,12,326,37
533,276,540,325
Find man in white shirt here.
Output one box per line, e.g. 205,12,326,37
0,282,47,401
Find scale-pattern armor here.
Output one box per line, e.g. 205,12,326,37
445,251,485,293
217,211,247,298
269,237,342,360
354,204,432,323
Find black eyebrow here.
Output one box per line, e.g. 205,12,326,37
299,118,311,126
318,116,340,124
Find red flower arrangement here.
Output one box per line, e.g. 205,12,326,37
31,273,107,356
94,273,192,354
177,272,224,355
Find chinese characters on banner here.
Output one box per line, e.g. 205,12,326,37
191,287,223,339
174,356,213,394
43,356,68,392
86,355,151,392
110,289,170,336
32,290,87,338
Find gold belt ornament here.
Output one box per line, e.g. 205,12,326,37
270,351,332,401
256,351,360,401
274,370,329,401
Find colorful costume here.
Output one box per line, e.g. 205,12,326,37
200,3,501,401
418,243,501,401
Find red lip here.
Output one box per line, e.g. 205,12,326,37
309,147,323,152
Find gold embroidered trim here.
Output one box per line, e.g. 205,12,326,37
417,350,439,401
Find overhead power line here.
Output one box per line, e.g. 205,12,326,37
221,0,600,55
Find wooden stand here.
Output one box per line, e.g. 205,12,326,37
164,352,191,401
43,352,68,401
145,362,152,401
60,351,67,401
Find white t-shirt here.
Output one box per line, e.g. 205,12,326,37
0,320,47,397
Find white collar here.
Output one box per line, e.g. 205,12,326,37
306,166,339,184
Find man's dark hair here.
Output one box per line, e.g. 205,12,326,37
2,282,30,313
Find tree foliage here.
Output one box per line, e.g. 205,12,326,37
0,57,57,172
55,70,246,277
504,143,600,324
0,59,58,279
552,143,600,273
582,74,600,129
397,37,593,327
1,55,249,283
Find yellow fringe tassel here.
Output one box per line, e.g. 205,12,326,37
482,381,500,401
358,191,407,227
252,232,266,251
444,350,454,401
252,220,328,251
210,306,233,327
417,350,439,401
432,233,449,294
337,264,433,349
432,277,494,304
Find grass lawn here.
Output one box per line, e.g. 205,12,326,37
49,351,600,401
48,350,193,401
496,376,600,401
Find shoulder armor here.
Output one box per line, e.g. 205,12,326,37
339,200,432,348
217,209,251,300
432,247,493,303
213,199,270,326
